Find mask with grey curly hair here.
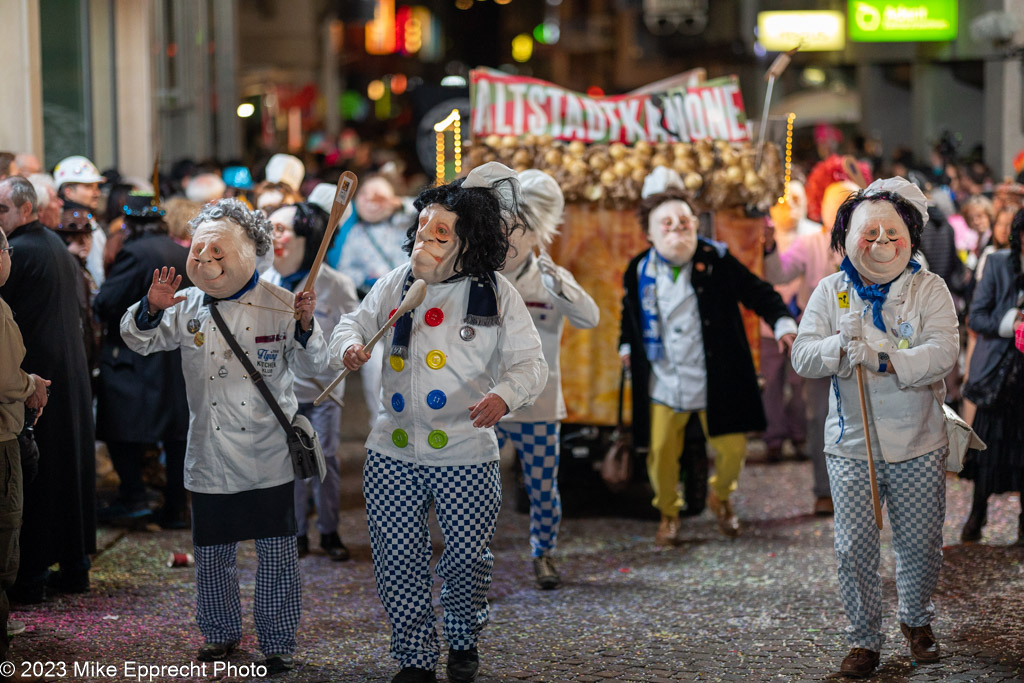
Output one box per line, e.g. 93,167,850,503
186,198,271,298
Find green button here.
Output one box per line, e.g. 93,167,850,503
427,429,448,449
392,429,409,448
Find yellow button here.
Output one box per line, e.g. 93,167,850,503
390,355,405,372
425,350,446,370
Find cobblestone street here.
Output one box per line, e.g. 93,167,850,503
8,383,1024,683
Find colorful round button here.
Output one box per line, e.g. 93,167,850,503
426,389,447,409
392,429,409,448
389,308,397,323
424,307,444,326
427,430,448,449
391,393,405,412
390,355,405,372
425,350,446,370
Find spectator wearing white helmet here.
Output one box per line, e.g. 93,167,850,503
265,154,304,193
54,156,106,288
184,173,227,205
496,169,600,590
27,175,62,229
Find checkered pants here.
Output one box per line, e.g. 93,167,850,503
827,447,946,652
363,451,502,670
495,420,562,557
194,536,301,656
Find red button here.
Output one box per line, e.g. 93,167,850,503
389,308,398,326
424,307,444,326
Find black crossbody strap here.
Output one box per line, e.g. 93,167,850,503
208,303,293,434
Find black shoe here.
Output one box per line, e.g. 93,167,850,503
154,506,189,530
46,570,89,594
391,667,436,683
319,531,351,562
197,640,238,662
296,534,309,558
7,580,45,605
97,500,152,522
447,647,479,683
533,555,562,590
960,512,986,543
264,654,294,675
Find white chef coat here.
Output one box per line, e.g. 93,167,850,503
500,254,599,423
791,267,958,463
120,280,329,493
329,266,547,466
262,264,359,404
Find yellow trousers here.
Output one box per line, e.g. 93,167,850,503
647,403,747,518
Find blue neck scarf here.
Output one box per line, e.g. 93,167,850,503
840,257,921,332
203,269,259,306
389,268,500,359
279,268,309,292
637,249,672,361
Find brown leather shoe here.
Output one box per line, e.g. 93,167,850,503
901,623,940,663
707,491,739,538
813,496,834,516
839,648,879,678
655,515,682,547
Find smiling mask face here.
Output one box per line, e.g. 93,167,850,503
187,219,256,298
411,204,461,283
845,201,911,284
648,199,698,266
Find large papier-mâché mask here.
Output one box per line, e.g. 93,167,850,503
269,206,305,278
647,199,698,266
845,201,911,284
411,204,461,283
187,218,257,298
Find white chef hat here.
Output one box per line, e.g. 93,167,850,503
641,166,685,199
265,153,305,192
517,169,564,247
463,161,521,215
307,182,353,223
864,176,929,225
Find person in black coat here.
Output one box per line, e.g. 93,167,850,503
93,194,192,527
960,208,1024,544
619,168,796,545
0,176,96,602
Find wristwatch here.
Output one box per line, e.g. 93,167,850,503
877,351,890,373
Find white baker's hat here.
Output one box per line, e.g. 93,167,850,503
517,169,564,246
640,166,685,199
307,182,353,223
54,155,105,188
265,153,305,192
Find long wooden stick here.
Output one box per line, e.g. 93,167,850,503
314,280,427,406
295,171,358,319
855,364,884,530
312,379,344,409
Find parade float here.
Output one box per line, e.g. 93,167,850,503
458,68,789,428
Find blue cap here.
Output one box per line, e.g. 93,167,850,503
223,166,254,189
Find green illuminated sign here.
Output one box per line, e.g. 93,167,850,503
849,0,957,42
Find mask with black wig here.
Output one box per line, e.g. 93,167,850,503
404,162,523,283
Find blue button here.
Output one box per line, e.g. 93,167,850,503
426,389,447,410
392,393,405,412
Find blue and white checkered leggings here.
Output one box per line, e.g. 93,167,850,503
495,420,562,557
363,451,502,670
827,447,946,652
193,536,301,656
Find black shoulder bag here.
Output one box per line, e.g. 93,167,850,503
208,303,325,481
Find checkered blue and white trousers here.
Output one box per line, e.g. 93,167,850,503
495,420,562,557
363,451,502,670
827,446,946,652
193,536,301,656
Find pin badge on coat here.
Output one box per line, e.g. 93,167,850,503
460,325,476,341
187,318,201,334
